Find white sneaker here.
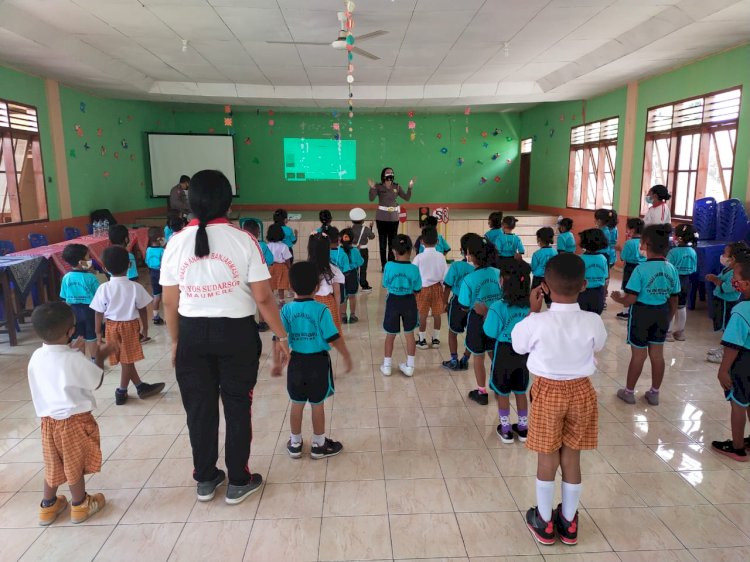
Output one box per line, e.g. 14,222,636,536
708,347,723,355
399,363,414,377
665,332,675,342
380,364,392,376
707,353,723,364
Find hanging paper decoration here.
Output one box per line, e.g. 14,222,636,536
506,158,512,164
464,107,471,116
482,142,489,148
493,128,500,136
491,153,499,160
332,123,340,131
409,132,416,142
494,176,501,183
440,147,448,154
481,131,488,138
268,119,275,127
97,128,103,137
100,145,106,156
465,127,469,134
113,152,119,159
244,137,252,145
69,149,76,158
74,124,83,137
268,109,275,116
344,1,356,134
224,117,233,126
224,105,232,114
79,102,86,113
83,143,90,151
121,139,128,149
436,133,442,139
407,110,414,118
407,121,416,130
457,157,464,166
479,177,487,184
334,133,341,141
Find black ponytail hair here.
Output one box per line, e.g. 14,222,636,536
188,170,233,258
650,184,671,201
465,233,499,268
488,211,504,229
459,233,473,258
501,215,518,230
392,234,413,256
340,227,354,257
273,208,288,224
579,228,608,253
308,233,334,282
626,217,645,235
536,227,554,246
501,259,531,308
319,209,332,227
558,217,573,233
673,224,697,246
594,208,618,228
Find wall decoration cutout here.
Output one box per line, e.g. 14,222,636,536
103,171,109,178
456,157,464,166
491,153,499,160
100,146,106,156
113,152,119,159
436,133,442,139
74,124,83,137
224,117,233,126
79,102,86,113
69,149,76,158
244,137,252,145
481,131,488,137
130,154,136,161
97,128,103,137
482,142,489,148
479,177,487,184
440,147,448,154
494,176,501,183
83,143,90,151
120,139,128,149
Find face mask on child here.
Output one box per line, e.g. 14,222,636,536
645,195,654,205
80,260,93,270
720,255,731,267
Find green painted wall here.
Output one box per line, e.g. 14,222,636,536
0,65,60,220
167,110,521,206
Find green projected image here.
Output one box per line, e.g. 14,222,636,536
283,138,357,181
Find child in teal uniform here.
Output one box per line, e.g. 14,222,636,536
483,260,531,444
317,210,333,233
380,235,422,377
324,227,351,305
711,254,750,462
666,224,698,342
531,227,557,307
279,261,352,460
556,218,576,254
144,227,166,325
577,229,609,315
706,242,747,363
495,216,525,271
442,233,475,371
612,225,680,405
243,220,273,332
416,216,451,255
164,211,186,243
339,228,365,324
108,225,138,281
484,211,504,248
594,209,618,303
60,244,100,361
273,208,298,261
616,218,646,321
457,234,502,406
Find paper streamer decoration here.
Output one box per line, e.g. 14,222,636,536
408,121,416,129
479,177,487,184
440,147,448,154
74,124,83,137
79,102,86,113
494,176,501,183
224,118,233,126
97,128,103,137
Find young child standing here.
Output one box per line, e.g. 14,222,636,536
266,224,293,305
556,218,576,254
309,233,345,336
612,225,680,405
577,229,609,315
666,224,698,341
108,224,138,281
711,254,750,462
416,216,451,255
458,234,502,405
495,216,525,271
278,261,352,459
60,244,100,361
244,220,273,332
90,246,165,405
512,253,607,546
594,209,618,302
145,227,166,325
339,228,365,324
273,208,298,260
381,234,422,377
484,259,531,443
442,233,475,371
28,302,114,525
706,242,747,363
616,218,646,321
531,227,557,307
349,208,375,292
318,209,333,233
484,211,504,248
412,226,448,349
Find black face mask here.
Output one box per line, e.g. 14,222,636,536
384,175,395,182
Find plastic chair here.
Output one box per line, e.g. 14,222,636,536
692,197,717,241
716,198,749,241
28,233,49,248
239,218,264,241
64,227,81,240
0,240,15,256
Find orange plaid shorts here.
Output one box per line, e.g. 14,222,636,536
270,263,290,290
526,376,598,454
41,412,102,487
106,319,144,365
315,293,342,335
416,283,445,317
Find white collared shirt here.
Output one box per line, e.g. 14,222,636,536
90,276,152,321
511,302,607,380
28,344,103,420
267,241,292,264
412,247,448,287
643,204,672,227
316,265,344,296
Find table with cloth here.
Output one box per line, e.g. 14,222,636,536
0,255,48,346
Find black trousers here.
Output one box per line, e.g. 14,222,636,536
359,248,370,288
176,315,261,486
376,220,399,269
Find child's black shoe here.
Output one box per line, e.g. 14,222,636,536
553,504,578,545
136,382,165,399
526,506,556,545
468,389,488,406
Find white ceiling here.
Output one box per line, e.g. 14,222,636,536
0,0,748,110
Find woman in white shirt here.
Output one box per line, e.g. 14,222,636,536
161,170,289,506
643,184,672,227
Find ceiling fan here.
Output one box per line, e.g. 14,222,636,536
266,11,387,60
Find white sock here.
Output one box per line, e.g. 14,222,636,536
536,479,555,522
561,481,582,521
383,357,392,367
406,355,415,367
675,307,687,332
290,433,302,445
433,331,439,340
312,433,326,447
419,332,426,341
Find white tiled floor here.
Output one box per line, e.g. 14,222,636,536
1,269,750,561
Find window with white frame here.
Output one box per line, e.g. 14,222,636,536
567,117,618,210
521,138,533,154
641,87,741,218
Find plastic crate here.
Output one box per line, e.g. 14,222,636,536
692,197,717,241
716,198,749,241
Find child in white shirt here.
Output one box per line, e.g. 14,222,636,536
412,226,448,349
266,223,293,304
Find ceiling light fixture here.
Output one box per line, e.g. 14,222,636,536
181,39,188,53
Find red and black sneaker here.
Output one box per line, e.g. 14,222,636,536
553,504,578,545
526,506,555,545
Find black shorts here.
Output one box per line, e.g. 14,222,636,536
726,347,750,407
344,269,359,296
149,268,162,296
496,256,516,272
713,298,737,332
70,303,96,342
447,296,468,334
490,342,529,395
466,310,491,354
622,263,638,291
287,351,334,404
383,293,418,334
531,277,551,306
677,275,692,308
627,302,671,348
578,286,605,315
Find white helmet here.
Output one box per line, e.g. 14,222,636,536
349,208,367,221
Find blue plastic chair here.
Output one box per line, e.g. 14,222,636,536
692,197,717,241
64,227,81,240
716,198,749,241
0,240,15,256
28,233,49,248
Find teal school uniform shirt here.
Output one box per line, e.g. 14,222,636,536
721,301,750,350
444,260,474,294
493,231,525,257
164,225,174,242
127,252,138,280
667,246,697,275
606,226,618,265
145,246,165,270
345,247,364,270
458,267,502,309
382,261,422,296
531,247,557,277
625,258,681,305
485,228,503,248
259,241,274,266
714,266,740,302
557,231,576,253
621,238,646,265
60,270,100,305
483,300,530,344
330,247,351,273
281,225,296,248
418,235,451,255
281,298,340,353
580,253,609,288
